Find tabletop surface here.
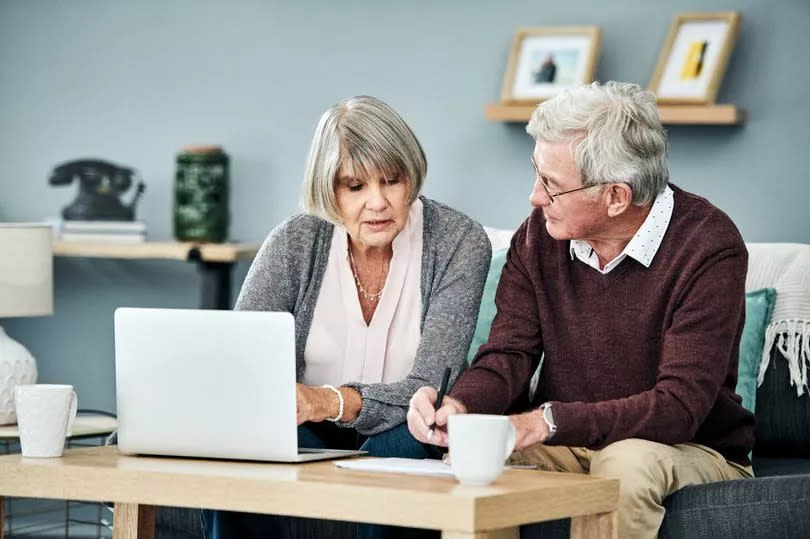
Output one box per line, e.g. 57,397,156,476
0,445,618,532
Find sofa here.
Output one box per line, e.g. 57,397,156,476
151,241,810,539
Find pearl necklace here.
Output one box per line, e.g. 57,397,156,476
348,248,385,302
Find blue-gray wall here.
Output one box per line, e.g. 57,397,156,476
1,0,808,412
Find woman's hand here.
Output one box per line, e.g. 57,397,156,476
406,386,467,447
295,384,362,425
296,384,316,425
295,384,333,425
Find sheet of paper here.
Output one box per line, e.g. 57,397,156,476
335,457,456,477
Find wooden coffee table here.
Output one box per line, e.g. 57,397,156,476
0,446,618,539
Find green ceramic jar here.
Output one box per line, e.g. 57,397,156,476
174,146,229,243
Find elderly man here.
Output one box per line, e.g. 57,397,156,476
408,81,755,538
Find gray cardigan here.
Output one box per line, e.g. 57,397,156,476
235,196,491,435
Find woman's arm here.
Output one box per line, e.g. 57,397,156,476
234,217,299,313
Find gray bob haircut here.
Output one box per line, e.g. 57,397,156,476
301,95,427,223
526,81,669,205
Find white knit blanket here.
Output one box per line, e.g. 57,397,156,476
745,243,810,396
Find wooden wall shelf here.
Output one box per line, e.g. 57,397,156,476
52,241,260,309
484,103,746,125
52,241,259,264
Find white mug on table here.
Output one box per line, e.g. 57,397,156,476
14,384,78,458
448,414,516,486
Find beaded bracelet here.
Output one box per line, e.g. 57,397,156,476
321,384,344,422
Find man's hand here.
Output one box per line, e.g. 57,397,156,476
407,386,467,446
509,408,549,451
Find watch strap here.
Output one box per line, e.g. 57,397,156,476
541,402,557,439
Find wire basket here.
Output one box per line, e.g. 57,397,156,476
2,412,116,538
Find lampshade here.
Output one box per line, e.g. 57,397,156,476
0,224,53,317
0,223,53,424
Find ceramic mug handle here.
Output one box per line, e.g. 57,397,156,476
503,422,516,460
64,391,78,436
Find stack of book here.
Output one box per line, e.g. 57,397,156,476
58,220,147,243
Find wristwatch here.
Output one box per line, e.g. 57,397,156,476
541,402,557,440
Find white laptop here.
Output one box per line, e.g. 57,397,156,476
114,307,365,462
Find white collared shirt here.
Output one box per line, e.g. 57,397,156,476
303,199,423,386
569,185,674,274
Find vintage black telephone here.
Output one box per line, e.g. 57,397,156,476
49,159,145,221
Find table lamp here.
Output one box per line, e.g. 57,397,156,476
0,223,53,425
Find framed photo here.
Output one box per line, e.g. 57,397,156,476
500,26,601,105
648,12,742,104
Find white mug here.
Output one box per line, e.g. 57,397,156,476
14,384,78,458
448,414,516,486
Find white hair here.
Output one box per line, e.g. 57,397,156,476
301,96,427,223
526,81,668,205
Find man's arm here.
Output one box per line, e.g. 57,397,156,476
450,223,543,413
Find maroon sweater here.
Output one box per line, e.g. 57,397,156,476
452,185,755,465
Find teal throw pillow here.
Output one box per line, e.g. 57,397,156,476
467,248,508,364
736,287,777,414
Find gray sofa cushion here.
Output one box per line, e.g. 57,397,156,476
754,457,810,477
659,475,810,539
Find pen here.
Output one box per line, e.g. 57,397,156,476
426,366,451,442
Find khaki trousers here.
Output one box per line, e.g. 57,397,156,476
508,438,753,539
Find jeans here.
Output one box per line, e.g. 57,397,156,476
202,422,441,539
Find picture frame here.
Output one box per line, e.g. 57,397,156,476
500,26,601,105
648,12,742,105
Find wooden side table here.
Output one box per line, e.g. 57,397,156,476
1,413,118,538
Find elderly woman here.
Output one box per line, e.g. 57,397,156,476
204,96,490,538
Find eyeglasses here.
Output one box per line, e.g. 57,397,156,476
530,157,594,203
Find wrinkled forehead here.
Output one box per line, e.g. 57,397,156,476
533,140,582,180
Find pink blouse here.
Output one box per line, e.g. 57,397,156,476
303,199,424,387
